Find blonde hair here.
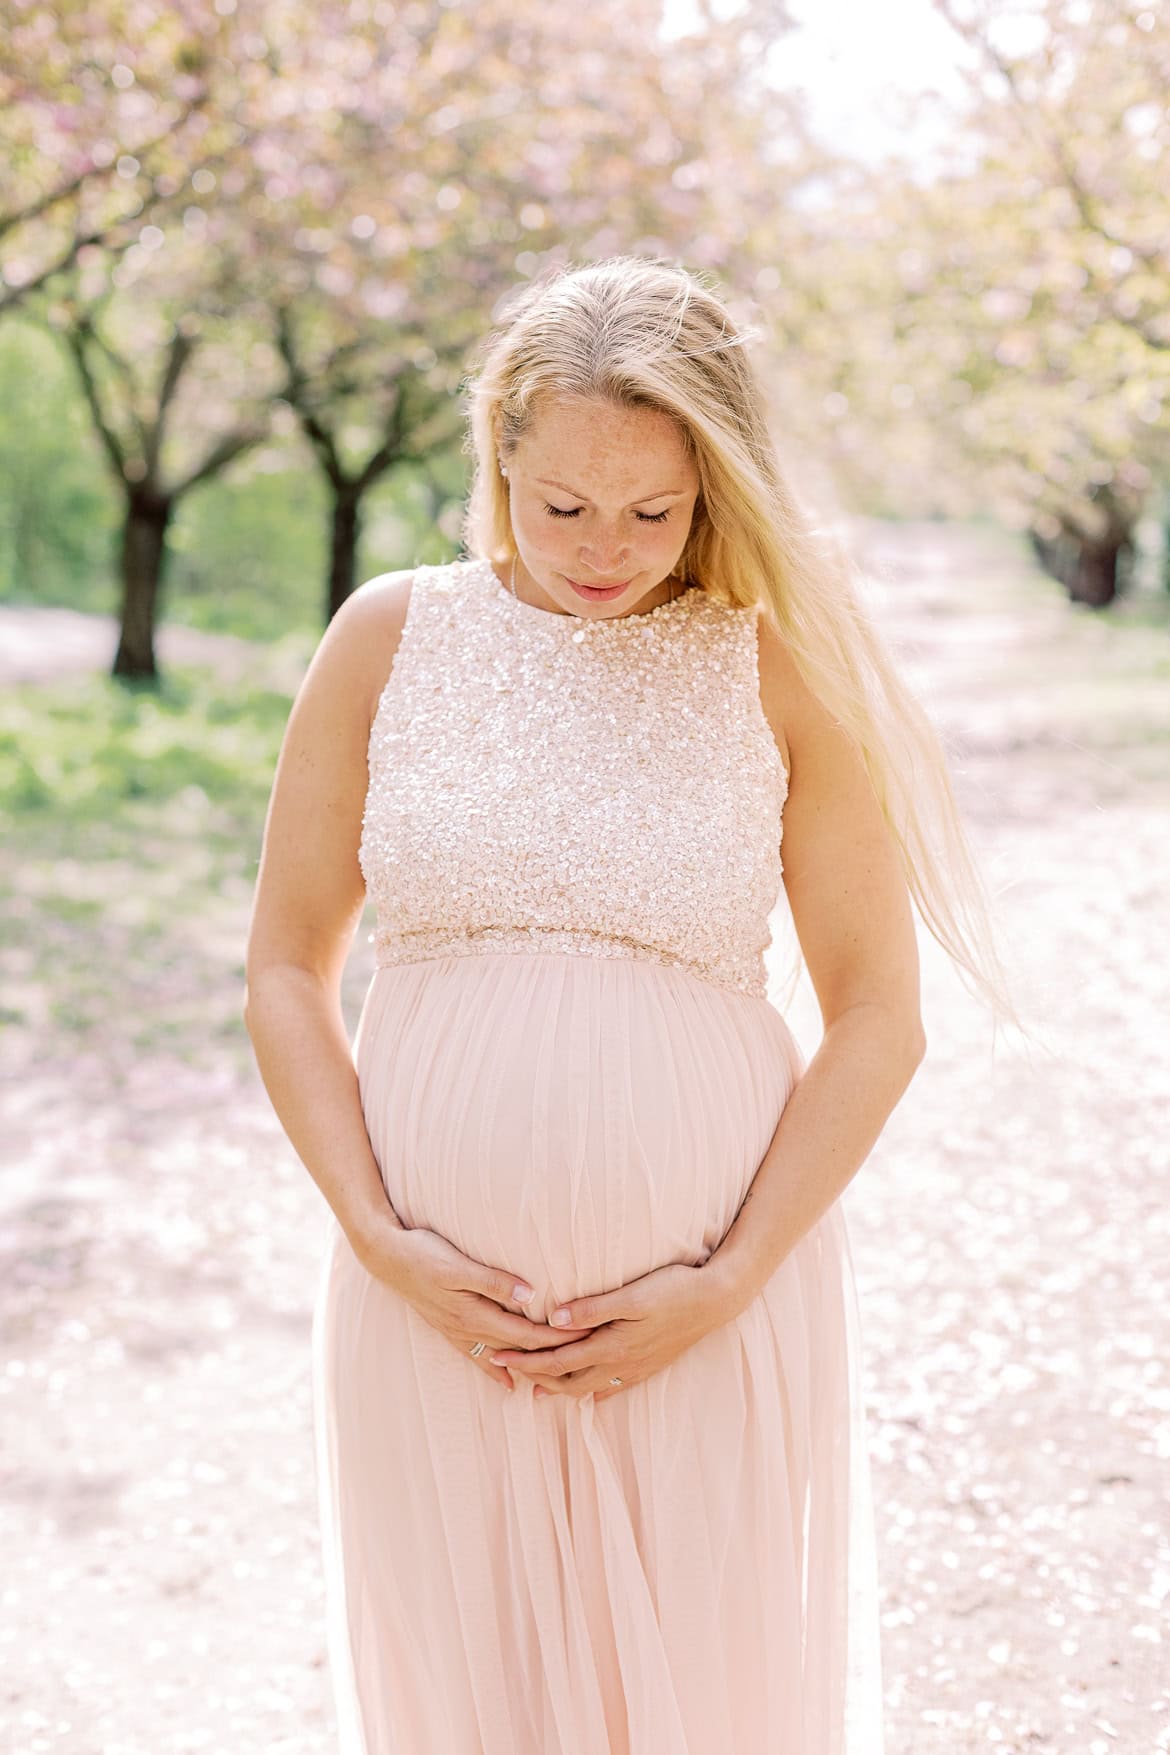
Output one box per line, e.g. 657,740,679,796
460,255,1027,1046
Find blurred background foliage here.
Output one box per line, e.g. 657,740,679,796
0,0,1168,682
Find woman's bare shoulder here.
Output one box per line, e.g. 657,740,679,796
754,609,806,778
306,568,418,733
755,607,866,790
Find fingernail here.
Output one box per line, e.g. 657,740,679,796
490,1354,506,1365
551,1308,571,1326
513,1284,534,1303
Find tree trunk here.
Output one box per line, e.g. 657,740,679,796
1028,528,1078,590
113,489,173,679
1068,534,1123,608
327,487,363,622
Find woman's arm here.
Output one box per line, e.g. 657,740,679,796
243,570,416,1279
703,615,927,1315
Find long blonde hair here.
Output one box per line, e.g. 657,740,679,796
460,256,1026,1046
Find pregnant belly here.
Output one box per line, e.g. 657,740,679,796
354,952,801,1314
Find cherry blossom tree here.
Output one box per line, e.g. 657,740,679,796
783,0,1170,605
928,0,1170,602
3,0,827,675
0,0,247,313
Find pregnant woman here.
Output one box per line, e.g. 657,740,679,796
244,257,1016,1753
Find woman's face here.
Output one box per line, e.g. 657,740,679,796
500,395,702,619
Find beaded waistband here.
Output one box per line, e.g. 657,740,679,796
370,924,766,1002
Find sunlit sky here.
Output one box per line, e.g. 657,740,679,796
663,0,980,173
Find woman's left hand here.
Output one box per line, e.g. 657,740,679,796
489,1260,730,1403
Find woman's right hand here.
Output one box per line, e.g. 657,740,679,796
355,1221,593,1393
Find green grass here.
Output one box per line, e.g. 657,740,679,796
0,668,293,1073
0,669,292,826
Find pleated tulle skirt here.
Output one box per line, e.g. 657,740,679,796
310,952,885,1754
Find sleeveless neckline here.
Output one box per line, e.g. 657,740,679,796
471,555,703,626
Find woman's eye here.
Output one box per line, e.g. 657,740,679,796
542,503,670,524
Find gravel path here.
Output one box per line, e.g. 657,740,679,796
1,524,1167,1754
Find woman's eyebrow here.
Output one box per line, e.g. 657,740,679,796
535,477,687,505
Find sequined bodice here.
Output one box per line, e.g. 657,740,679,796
359,556,788,1000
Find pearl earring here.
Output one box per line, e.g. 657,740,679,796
499,461,509,478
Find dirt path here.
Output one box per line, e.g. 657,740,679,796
0,603,308,692
1,524,1167,1753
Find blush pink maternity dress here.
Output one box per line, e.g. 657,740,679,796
310,555,885,1753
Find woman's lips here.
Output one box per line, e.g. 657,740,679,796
566,577,632,600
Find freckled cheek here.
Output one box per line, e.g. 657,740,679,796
512,510,559,568
516,522,587,575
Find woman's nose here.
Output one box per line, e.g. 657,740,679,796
579,542,629,570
